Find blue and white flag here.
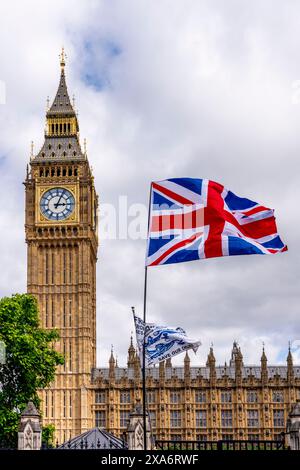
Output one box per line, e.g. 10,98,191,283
134,314,201,366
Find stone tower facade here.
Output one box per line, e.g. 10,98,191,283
25,50,98,443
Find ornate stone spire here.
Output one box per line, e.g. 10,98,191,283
184,351,191,382
287,343,294,383
47,49,76,118
206,345,215,367
206,345,216,386
33,50,84,162
159,360,165,382
127,335,136,368
166,358,172,368
260,345,268,385
134,352,141,380
109,346,115,380
234,344,243,386
230,341,240,366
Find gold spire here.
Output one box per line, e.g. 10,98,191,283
60,47,66,69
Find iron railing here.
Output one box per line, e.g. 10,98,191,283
155,439,286,451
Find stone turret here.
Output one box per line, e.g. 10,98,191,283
109,347,115,380
159,360,165,382
126,398,151,450
134,352,141,380
206,346,216,386
166,358,172,369
127,336,136,368
261,346,268,386
232,343,243,386
287,345,294,384
18,402,41,450
286,401,300,450
184,351,191,382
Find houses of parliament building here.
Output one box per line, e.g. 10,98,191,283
25,52,300,444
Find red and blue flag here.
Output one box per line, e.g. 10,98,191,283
146,178,287,266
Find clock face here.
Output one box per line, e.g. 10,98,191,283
40,187,75,221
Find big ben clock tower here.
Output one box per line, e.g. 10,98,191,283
25,50,98,442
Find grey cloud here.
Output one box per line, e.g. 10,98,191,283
0,0,298,368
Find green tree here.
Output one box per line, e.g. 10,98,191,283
0,294,64,447
42,424,56,448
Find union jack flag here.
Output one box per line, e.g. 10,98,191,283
146,178,287,267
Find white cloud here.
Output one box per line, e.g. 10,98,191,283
0,0,299,369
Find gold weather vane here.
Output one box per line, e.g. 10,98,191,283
60,47,67,69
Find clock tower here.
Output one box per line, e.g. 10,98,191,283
25,50,98,442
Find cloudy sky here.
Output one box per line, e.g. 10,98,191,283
0,0,299,368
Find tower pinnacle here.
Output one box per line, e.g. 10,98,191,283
60,47,66,69
32,51,84,161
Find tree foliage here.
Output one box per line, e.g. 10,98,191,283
42,424,56,448
0,294,64,447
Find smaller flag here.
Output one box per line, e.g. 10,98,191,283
134,314,201,366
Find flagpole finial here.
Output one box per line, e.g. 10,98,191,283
60,47,66,69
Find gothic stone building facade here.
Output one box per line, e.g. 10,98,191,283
92,343,300,443
25,54,300,443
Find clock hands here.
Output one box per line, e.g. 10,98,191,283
54,192,64,209
41,188,75,220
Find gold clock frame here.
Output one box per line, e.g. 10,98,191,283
35,183,79,225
